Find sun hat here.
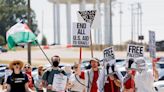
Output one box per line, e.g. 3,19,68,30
9,60,24,70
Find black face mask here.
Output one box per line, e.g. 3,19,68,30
53,61,59,67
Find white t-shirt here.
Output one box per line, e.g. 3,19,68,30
69,74,85,92
134,70,155,92
34,75,42,88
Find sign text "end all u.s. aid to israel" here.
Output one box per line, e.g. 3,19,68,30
127,44,144,58
72,22,90,47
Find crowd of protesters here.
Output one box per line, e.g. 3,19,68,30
0,55,159,92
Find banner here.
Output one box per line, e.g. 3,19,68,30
127,44,144,58
103,47,115,62
72,22,90,47
149,31,156,58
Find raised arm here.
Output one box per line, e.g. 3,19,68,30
6,84,11,92
25,83,30,92
153,62,159,81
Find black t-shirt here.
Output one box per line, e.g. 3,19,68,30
7,72,29,92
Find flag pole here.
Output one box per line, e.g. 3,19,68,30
27,0,31,65
90,29,94,58
35,40,52,65
79,47,82,64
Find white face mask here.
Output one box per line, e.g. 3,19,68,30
136,58,146,72
138,68,144,73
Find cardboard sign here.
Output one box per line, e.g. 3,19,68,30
52,74,67,91
149,31,156,58
78,10,96,26
127,44,144,58
103,47,115,62
72,22,90,47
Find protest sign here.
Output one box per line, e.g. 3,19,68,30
52,74,67,92
77,10,100,29
77,10,100,57
127,44,144,58
77,10,96,26
72,22,90,47
103,47,115,62
149,31,156,58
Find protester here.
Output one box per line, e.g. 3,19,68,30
78,57,101,92
34,65,45,92
123,69,135,92
24,64,35,90
62,65,72,78
2,66,12,90
98,59,121,92
123,58,136,92
6,60,30,92
41,55,67,92
68,62,85,92
134,57,158,92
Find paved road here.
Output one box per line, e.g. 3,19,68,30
0,46,164,65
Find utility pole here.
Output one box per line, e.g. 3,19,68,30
140,4,143,44
131,4,134,43
109,0,113,45
27,0,31,65
137,2,140,43
119,2,123,49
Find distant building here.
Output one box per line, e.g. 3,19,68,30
156,41,164,51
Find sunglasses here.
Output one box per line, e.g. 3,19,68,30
13,63,20,65
73,66,78,69
24,66,31,69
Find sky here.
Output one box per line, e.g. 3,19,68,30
31,0,164,45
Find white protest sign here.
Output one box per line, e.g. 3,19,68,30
52,74,67,92
127,44,144,58
149,31,156,58
77,10,100,29
72,22,90,47
103,47,115,62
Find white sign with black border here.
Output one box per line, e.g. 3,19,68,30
103,47,115,62
72,22,90,47
77,10,96,26
127,44,144,58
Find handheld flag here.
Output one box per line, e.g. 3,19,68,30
6,22,36,49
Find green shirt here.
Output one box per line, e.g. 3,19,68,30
42,68,67,92
42,69,66,85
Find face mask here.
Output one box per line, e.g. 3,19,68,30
138,69,143,73
53,61,59,67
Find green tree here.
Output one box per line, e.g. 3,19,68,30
41,35,47,45
0,35,5,45
0,0,37,42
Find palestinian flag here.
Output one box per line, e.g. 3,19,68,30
6,22,36,49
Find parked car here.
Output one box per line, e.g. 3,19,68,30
0,67,6,85
154,81,164,92
0,46,7,52
81,60,91,70
156,62,164,80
